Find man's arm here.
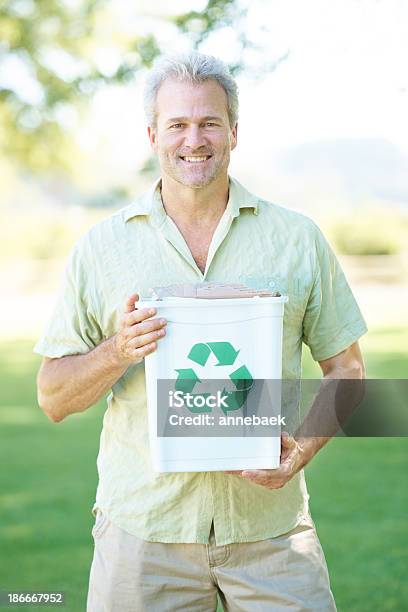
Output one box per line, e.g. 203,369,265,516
292,340,365,471
37,294,167,423
225,341,365,488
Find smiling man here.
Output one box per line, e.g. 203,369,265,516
145,67,238,276
151,78,235,187
35,52,367,611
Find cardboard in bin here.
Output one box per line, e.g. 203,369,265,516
139,295,288,472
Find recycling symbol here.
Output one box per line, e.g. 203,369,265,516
175,342,254,414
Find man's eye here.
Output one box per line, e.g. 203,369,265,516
170,123,183,129
205,122,216,127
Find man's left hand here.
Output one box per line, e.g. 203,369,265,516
224,433,310,490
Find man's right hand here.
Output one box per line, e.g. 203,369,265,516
37,293,167,422
112,293,167,366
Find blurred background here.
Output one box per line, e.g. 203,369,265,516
0,0,407,610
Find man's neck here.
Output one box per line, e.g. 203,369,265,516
160,174,230,228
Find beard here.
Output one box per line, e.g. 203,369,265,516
159,146,230,188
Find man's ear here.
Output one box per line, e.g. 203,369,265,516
230,122,238,151
147,126,157,151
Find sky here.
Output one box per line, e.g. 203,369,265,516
104,0,408,152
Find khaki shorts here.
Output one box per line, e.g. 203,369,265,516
86,510,336,611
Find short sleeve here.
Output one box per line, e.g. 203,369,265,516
302,224,368,362
33,236,103,358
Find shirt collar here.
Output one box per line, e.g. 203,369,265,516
122,176,259,223
227,177,259,217
122,178,162,223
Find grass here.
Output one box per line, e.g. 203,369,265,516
0,327,407,611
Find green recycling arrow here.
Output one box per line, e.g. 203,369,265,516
182,393,213,414
175,368,201,393
220,388,251,412
187,343,211,366
230,365,253,390
188,341,240,366
220,364,254,414
208,342,240,366
174,342,253,414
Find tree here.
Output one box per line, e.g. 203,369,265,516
0,0,164,171
0,0,253,173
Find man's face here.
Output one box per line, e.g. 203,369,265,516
148,78,237,189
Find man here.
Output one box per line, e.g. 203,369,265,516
35,52,367,611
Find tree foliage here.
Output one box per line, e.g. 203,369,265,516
0,0,249,173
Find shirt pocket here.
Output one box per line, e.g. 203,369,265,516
235,273,309,326
267,275,308,326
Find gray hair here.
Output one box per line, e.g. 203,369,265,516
143,51,239,128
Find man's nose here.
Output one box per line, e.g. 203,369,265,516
183,125,207,149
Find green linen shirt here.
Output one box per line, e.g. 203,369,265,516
34,177,367,545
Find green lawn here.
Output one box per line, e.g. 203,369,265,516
0,327,407,611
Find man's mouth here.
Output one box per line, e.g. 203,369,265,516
179,155,212,163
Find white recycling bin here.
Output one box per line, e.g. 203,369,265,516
139,295,288,472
